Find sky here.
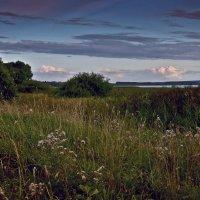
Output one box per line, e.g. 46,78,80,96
0,0,200,82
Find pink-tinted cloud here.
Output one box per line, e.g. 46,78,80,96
34,65,76,81
169,10,200,20
40,65,66,73
152,66,185,79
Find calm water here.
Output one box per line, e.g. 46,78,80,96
115,85,199,88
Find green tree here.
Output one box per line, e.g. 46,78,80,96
59,72,112,97
0,60,16,100
18,80,51,93
4,61,33,84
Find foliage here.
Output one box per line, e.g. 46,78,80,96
18,80,51,93
1,93,200,199
59,72,112,97
0,61,16,100
4,60,33,84
109,87,200,130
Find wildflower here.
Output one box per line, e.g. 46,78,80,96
38,140,44,147
33,166,37,178
93,178,99,181
29,183,37,196
69,150,77,157
57,146,64,149
165,129,174,135
81,140,86,145
97,166,105,172
194,133,200,139
94,171,102,176
196,127,200,133
61,131,66,136
38,183,45,195
28,182,45,196
81,175,86,181
55,172,59,179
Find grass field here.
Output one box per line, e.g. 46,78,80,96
1,87,200,199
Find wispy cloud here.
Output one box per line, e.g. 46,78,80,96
58,17,137,30
0,36,9,39
169,10,200,20
163,19,184,28
170,31,200,39
0,51,22,54
0,39,200,60
74,33,160,44
0,11,45,20
0,19,15,25
0,10,138,30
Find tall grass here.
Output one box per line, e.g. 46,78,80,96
0,91,200,199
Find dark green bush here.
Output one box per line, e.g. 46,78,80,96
18,80,51,93
4,61,33,85
59,72,112,97
0,61,16,100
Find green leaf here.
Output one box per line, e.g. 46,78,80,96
91,189,99,196
79,184,91,193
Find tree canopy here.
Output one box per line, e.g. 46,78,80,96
0,60,16,100
59,72,112,97
4,61,33,84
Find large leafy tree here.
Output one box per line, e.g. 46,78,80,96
4,61,33,84
59,72,112,97
0,59,16,100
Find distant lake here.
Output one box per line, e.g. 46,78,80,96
115,85,199,88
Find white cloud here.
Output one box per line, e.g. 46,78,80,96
98,68,124,80
152,66,185,79
97,66,187,82
40,65,66,73
33,65,76,81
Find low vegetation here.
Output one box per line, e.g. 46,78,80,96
0,88,200,199
18,80,51,94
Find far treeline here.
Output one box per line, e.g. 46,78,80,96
116,81,200,87
0,58,112,100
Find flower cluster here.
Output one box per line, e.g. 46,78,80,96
110,119,120,132
38,130,67,149
26,182,45,198
77,165,105,182
37,130,79,162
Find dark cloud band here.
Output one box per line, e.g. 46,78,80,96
0,39,199,60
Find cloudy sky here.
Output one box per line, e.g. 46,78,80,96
0,0,200,82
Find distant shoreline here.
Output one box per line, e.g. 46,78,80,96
114,81,200,88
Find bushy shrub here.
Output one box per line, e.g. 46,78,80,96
4,61,33,84
0,62,16,100
18,80,51,93
59,72,112,97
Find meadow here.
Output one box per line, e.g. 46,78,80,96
1,87,200,199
